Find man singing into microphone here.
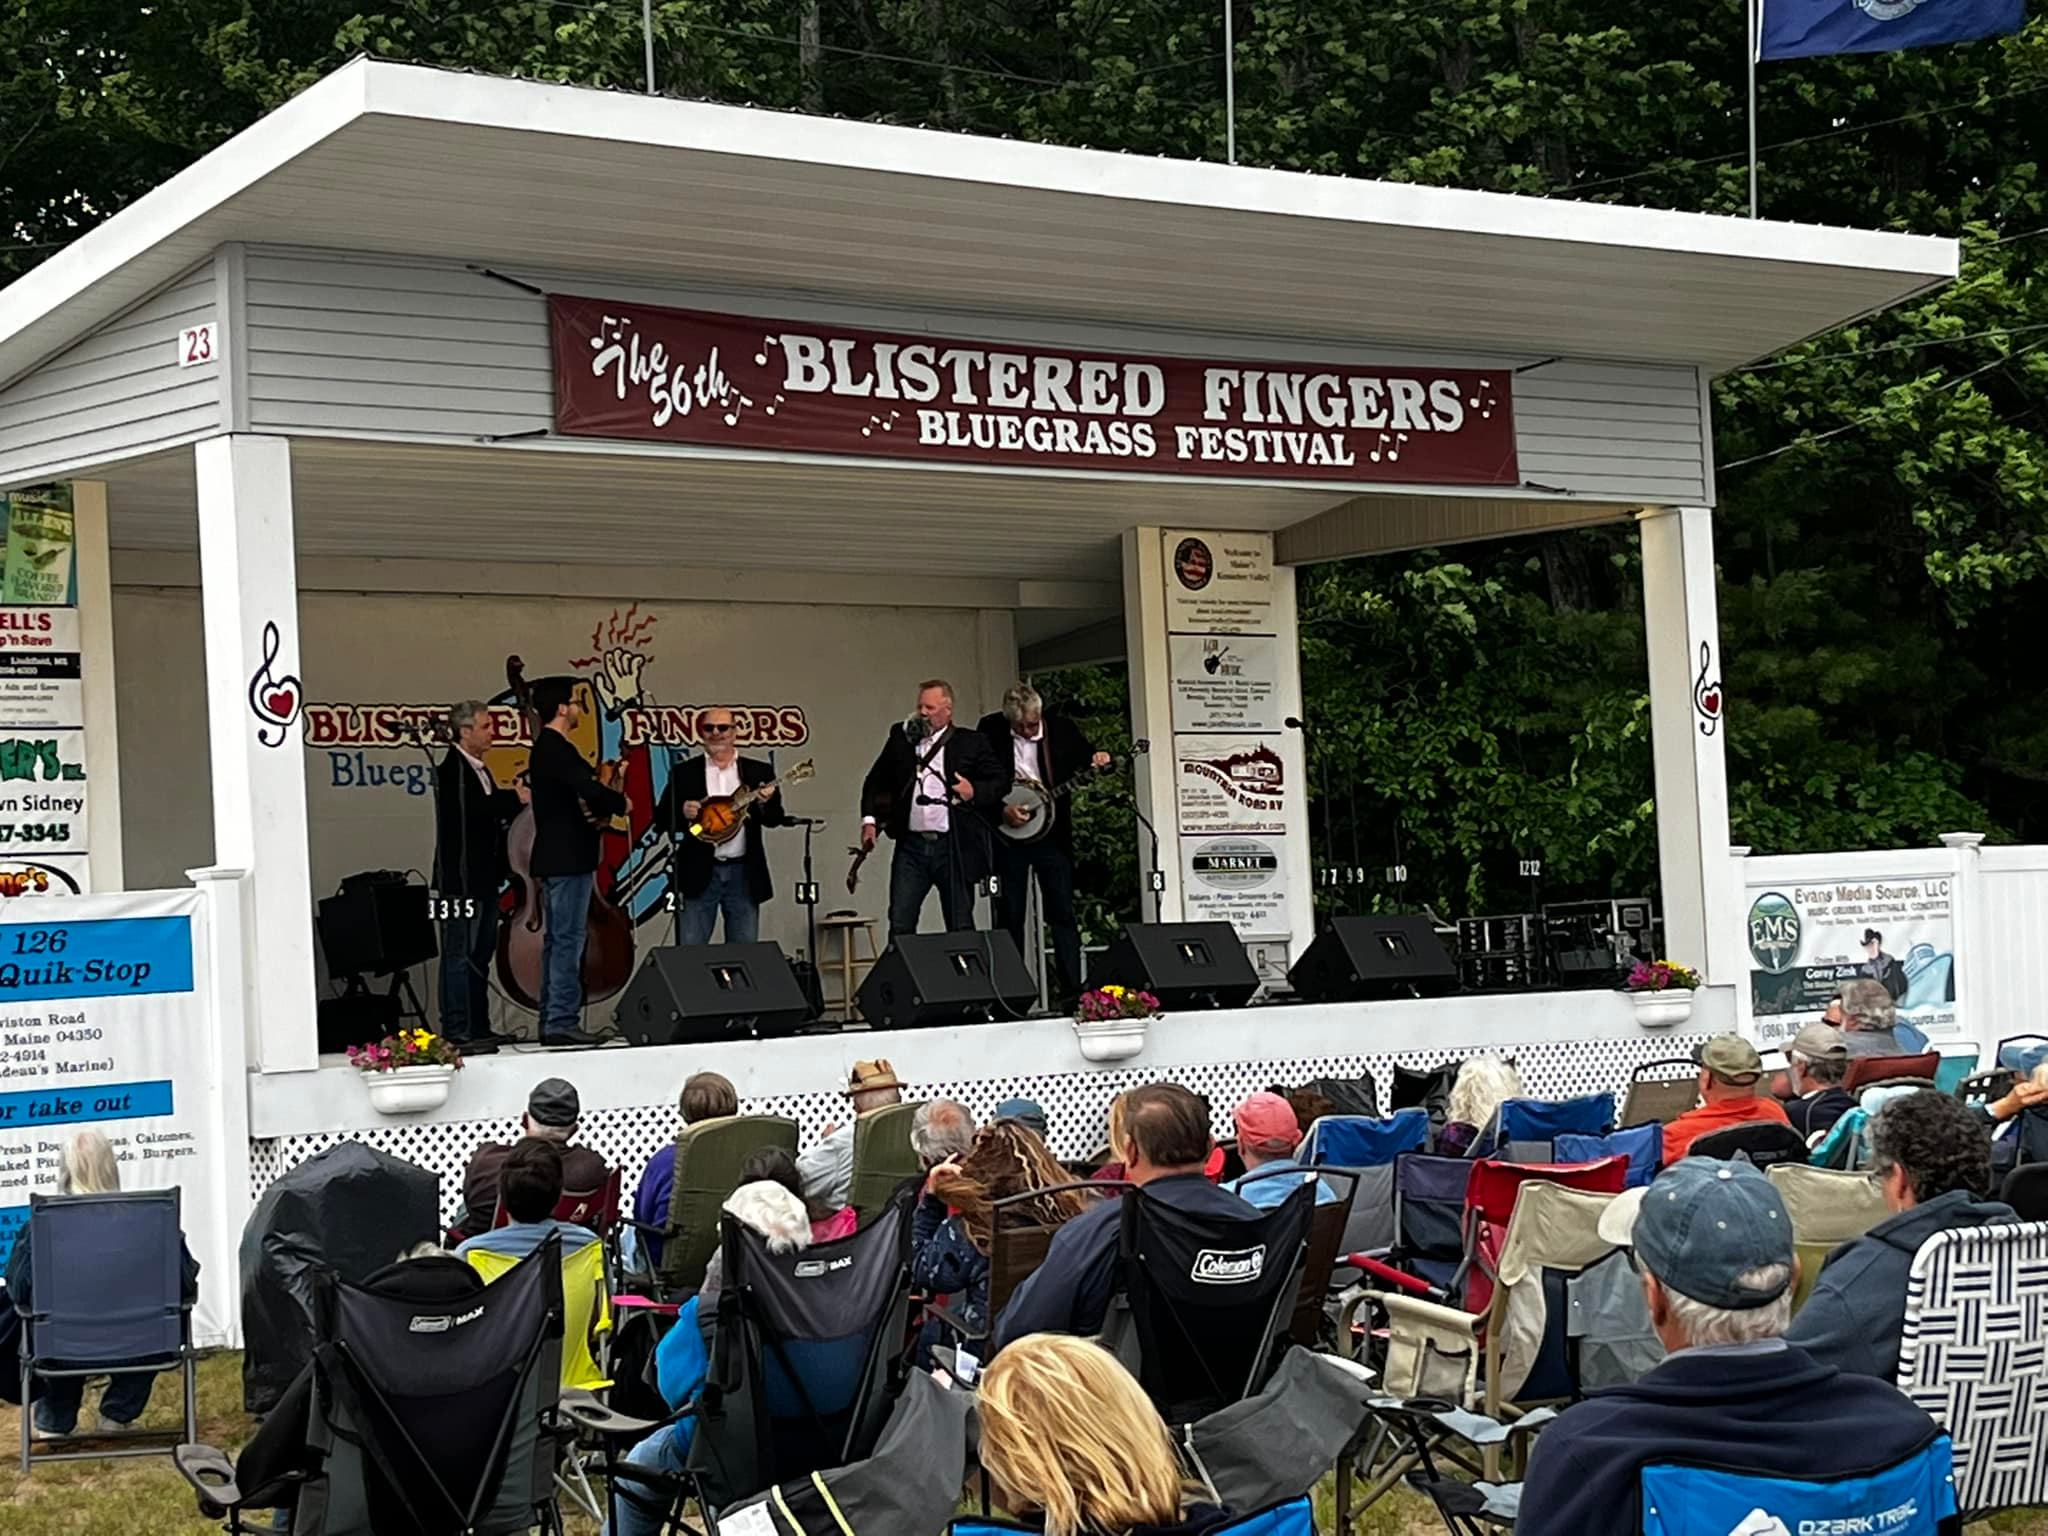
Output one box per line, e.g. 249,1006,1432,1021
859,679,1005,934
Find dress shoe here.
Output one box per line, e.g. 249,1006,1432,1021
541,1027,604,1048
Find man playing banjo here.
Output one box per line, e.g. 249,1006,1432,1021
977,683,1111,1005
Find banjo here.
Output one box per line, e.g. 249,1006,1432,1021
999,763,1110,844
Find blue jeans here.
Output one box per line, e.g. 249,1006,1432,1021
540,872,595,1037
888,834,977,935
437,903,499,1042
35,1370,158,1432
603,1421,692,1536
677,861,759,945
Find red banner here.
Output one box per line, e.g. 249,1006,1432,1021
548,295,1519,487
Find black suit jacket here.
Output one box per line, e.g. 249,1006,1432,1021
650,754,789,905
433,749,524,898
976,711,1096,853
528,728,628,879
860,722,1006,878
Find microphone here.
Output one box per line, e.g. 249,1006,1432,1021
1284,717,1306,731
903,712,929,743
1132,738,1151,755
786,816,828,827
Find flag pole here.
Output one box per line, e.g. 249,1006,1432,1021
643,0,656,94
1224,1,1238,165
1747,0,1760,217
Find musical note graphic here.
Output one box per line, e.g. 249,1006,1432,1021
1693,641,1723,737
247,620,304,748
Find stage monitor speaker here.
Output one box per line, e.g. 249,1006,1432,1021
316,990,399,1054
614,943,815,1045
1087,922,1258,1010
856,931,1035,1030
317,871,436,980
1289,914,1459,1002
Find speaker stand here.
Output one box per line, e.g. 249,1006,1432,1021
341,970,427,1028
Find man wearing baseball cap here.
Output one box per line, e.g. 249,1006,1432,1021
1516,1160,1955,1536
1784,1020,1856,1139
795,1059,904,1210
1658,1034,1793,1162
449,1076,612,1241
1221,1092,1339,1209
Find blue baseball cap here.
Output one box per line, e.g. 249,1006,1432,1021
992,1097,1049,1138
1597,1158,1795,1310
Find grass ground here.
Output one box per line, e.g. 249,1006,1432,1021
0,1352,2041,1535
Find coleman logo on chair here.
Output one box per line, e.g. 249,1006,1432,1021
1190,1245,1267,1284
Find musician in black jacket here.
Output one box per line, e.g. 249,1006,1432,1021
978,684,1111,1002
528,677,629,1047
860,679,1006,934
433,699,527,1052
649,706,788,944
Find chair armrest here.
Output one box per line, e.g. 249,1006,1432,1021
174,1443,242,1517
924,1300,988,1343
559,1387,697,1441
1349,1253,1449,1301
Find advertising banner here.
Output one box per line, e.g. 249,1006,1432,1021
1169,632,1281,732
0,890,226,1340
0,596,88,895
1163,531,1276,635
1744,873,1960,1047
2,485,76,607
1181,834,1289,937
550,295,1519,486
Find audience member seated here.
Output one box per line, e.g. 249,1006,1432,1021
1278,1085,1337,1135
977,1333,1238,1536
992,1096,1051,1140
1783,1022,1856,1139
994,1083,1254,1349
795,1058,903,1210
1660,1035,1791,1162
1091,1093,1132,1189
698,1146,858,1326
1438,1055,1523,1156
1838,977,1927,1057
449,1077,610,1241
1516,1159,1952,1536
1787,1091,2015,1379
453,1138,600,1261
914,1120,1090,1358
1220,1092,1339,1208
630,1070,738,1269
5,1130,200,1440
1973,1068,2048,1131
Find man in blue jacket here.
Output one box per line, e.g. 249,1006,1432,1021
1516,1159,1957,1536
1787,1089,2014,1380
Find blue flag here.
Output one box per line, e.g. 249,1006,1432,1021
1759,0,2025,58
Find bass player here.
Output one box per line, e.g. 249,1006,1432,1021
650,706,788,944
977,683,1111,1004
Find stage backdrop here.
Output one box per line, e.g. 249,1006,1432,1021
110,586,1017,1031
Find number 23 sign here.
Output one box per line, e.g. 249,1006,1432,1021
177,323,219,369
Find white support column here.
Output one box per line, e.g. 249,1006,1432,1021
185,864,254,1346
1121,527,1183,919
195,435,316,1072
71,479,123,891
1640,505,1739,983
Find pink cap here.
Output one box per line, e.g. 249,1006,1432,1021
1234,1092,1303,1156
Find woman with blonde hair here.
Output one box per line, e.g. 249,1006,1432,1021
1440,1055,1524,1156
978,1334,1230,1535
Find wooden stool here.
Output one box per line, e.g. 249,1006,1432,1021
817,912,882,1020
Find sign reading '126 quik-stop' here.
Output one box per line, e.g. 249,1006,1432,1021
548,295,1519,486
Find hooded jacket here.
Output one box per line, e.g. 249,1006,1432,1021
1516,1345,1954,1536
1785,1188,2017,1380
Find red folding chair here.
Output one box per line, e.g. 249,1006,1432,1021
493,1165,624,1236
1459,1156,1626,1317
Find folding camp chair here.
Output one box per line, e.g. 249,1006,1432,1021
1361,1398,1551,1533
1685,1119,1811,1170
847,1102,922,1222
1309,1073,1380,1119
1631,1442,1959,1535
2001,1163,2048,1221
177,1235,567,1536
15,1189,197,1471
1844,1051,1940,1092
1767,1163,1890,1315
1995,1033,2048,1075
1898,1219,2048,1521
652,1114,801,1295
921,1181,1094,1362
1472,1094,1614,1161
1391,1060,1464,1139
1303,1110,1430,1286
1103,1180,1317,1427
495,1165,623,1238
1619,1059,1699,1127
1934,1051,1979,1095
1552,1124,1662,1187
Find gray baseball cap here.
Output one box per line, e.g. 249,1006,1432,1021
527,1077,580,1127
1597,1158,1794,1310
1791,1021,1849,1060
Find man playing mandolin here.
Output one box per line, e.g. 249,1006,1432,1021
977,683,1111,1004
654,707,789,944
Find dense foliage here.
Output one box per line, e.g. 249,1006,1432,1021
5,1,2044,936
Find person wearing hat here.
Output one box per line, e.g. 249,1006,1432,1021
1221,1092,1339,1209
1783,1020,1857,1140
1659,1034,1793,1163
992,1096,1050,1141
1515,1160,1955,1536
796,1059,904,1211
448,1077,613,1241
1858,927,1909,1001
1838,976,1927,1057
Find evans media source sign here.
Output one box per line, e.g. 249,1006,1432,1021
549,296,1519,487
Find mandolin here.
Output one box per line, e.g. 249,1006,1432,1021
689,759,816,845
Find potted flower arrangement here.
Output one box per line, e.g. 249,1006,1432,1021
1623,959,1701,1028
1071,983,1161,1063
349,1027,464,1114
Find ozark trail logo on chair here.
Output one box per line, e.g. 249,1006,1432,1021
1191,1245,1266,1284
1724,1511,1790,1536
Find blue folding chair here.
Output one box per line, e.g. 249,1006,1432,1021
949,1496,1314,1535
1636,1439,1958,1534
1476,1094,1615,1161
1933,1051,1979,1095
1303,1109,1431,1265
1554,1124,1663,1187
15,1188,197,1470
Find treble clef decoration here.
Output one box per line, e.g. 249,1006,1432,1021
246,621,304,748
1692,640,1722,738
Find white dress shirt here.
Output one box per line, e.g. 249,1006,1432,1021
909,726,950,833
456,744,495,796
1013,730,1044,785
704,754,744,860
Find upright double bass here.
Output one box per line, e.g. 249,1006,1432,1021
494,656,636,1013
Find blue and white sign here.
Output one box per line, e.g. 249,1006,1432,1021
1759,0,2024,60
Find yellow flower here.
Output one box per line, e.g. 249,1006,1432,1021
409,1029,434,1050
1103,984,1125,998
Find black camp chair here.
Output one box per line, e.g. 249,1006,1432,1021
1687,1120,1811,1170
177,1236,565,1536
1101,1180,1317,1427
15,1189,198,1471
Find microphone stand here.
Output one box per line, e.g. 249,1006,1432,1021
664,746,687,947
1126,740,1167,924
789,816,824,1010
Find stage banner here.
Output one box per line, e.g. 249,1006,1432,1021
1744,872,1960,1048
550,295,1518,487
0,890,228,1341
0,486,90,894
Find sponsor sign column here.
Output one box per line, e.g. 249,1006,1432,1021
1165,532,1295,943
0,486,90,896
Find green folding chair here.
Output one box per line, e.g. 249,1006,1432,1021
656,1114,799,1293
848,1101,923,1221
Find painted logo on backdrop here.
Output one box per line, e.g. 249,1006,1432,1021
1746,891,1802,975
